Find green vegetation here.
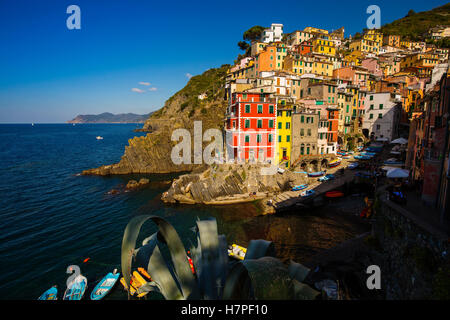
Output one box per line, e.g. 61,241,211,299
158,64,229,117
380,3,450,41
120,215,320,300
237,25,266,57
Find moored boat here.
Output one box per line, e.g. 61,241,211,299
329,159,341,168
38,285,58,300
300,189,315,197
90,269,120,300
292,184,308,191
228,244,247,260
63,274,87,300
307,171,325,177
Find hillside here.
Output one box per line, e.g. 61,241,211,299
82,64,230,175
380,3,450,41
68,112,152,123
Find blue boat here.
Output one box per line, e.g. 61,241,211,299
307,171,325,177
90,270,120,300
354,155,373,160
301,189,315,197
292,184,308,191
38,286,58,300
63,275,88,300
318,174,335,182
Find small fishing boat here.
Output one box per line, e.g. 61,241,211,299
120,273,148,298
329,159,341,168
96,136,103,140
307,171,325,177
292,184,308,191
63,274,87,300
137,267,152,280
228,244,247,260
354,155,373,160
90,269,120,300
318,174,335,182
325,190,344,198
300,189,315,197
38,285,58,300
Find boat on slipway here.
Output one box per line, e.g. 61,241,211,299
307,171,325,177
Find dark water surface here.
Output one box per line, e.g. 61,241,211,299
0,124,368,299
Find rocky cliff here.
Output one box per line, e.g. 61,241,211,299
82,65,230,175
161,163,308,205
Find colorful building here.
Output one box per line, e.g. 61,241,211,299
225,92,277,162
276,105,293,165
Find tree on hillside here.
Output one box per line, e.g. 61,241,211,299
243,25,266,42
237,25,266,57
406,9,416,17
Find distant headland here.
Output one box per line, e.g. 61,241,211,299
67,112,152,124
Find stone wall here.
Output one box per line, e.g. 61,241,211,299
373,195,450,299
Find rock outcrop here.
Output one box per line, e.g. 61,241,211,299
161,163,308,205
82,65,230,176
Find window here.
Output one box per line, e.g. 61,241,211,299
300,128,304,136
268,134,273,143
286,122,290,129
245,119,250,128
379,104,383,109
257,119,262,128
286,135,290,142
307,129,311,136
378,113,382,119
245,135,249,143
269,105,274,113
278,135,282,142
257,134,261,143
243,94,247,100
301,115,304,123
257,105,263,113
269,119,274,128
369,114,373,119
370,95,373,101
278,122,282,129
245,104,250,113
370,104,374,110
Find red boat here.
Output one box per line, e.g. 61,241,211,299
325,191,344,198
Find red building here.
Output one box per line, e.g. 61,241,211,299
225,92,277,162
294,40,313,55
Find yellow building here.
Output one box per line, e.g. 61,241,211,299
250,41,268,57
312,37,336,56
276,106,293,166
312,58,333,77
400,52,439,70
283,54,313,75
285,30,315,46
363,29,383,46
349,39,380,54
274,42,288,70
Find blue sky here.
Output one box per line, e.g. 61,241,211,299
0,0,448,123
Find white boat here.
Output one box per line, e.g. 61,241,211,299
96,136,103,140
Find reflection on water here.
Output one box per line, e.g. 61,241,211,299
0,124,369,300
